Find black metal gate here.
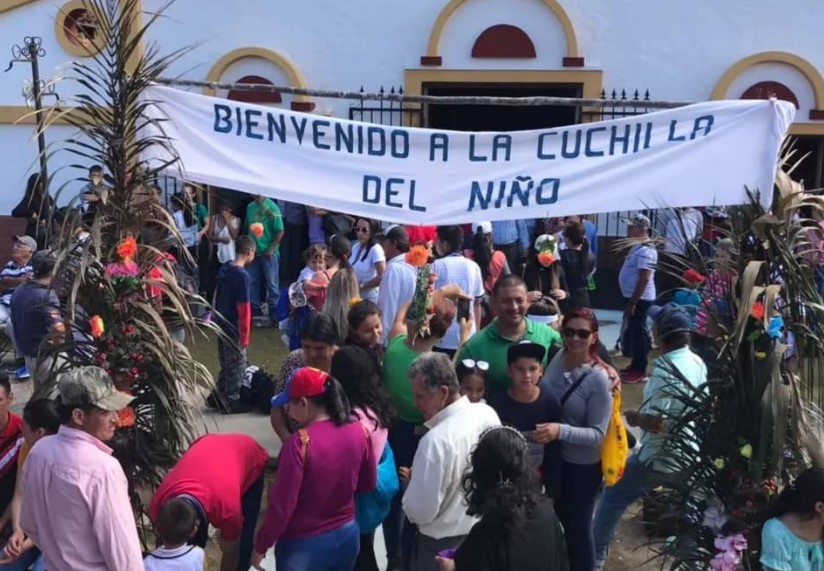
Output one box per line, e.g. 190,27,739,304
348,86,421,126
349,86,656,128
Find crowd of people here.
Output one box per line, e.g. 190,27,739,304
1,171,820,571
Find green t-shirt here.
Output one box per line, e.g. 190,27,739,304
194,203,209,229
382,335,424,423
245,198,284,253
457,318,562,394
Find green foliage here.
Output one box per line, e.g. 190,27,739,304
650,176,824,570
36,0,215,543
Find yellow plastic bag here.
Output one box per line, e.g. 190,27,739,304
601,389,629,486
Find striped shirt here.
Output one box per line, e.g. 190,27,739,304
432,254,484,350
0,413,23,514
0,261,32,306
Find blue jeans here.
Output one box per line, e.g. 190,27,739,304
276,520,359,571
592,453,674,563
248,253,280,320
623,298,652,372
0,548,44,571
383,421,424,565
555,461,602,571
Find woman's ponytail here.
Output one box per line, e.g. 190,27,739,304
319,377,353,426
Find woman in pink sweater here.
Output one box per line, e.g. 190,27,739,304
252,367,376,571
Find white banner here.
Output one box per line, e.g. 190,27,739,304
142,86,795,224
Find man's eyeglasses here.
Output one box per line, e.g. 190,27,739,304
461,359,490,371
563,328,593,339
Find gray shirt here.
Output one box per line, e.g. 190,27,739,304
540,349,613,465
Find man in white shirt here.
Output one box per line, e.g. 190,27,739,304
664,207,703,255
432,226,484,356
403,352,500,571
378,225,418,346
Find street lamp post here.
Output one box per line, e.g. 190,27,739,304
6,36,59,193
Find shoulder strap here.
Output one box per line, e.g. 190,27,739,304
298,429,310,462
560,370,589,406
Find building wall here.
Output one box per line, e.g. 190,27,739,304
1,0,824,214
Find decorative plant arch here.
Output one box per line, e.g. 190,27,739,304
420,0,583,67
710,51,824,120
204,47,315,111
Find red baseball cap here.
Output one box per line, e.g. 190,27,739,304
271,367,329,408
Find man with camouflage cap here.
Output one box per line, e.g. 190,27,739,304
21,366,143,571
618,213,658,383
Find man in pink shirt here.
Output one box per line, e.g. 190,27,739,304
21,366,142,571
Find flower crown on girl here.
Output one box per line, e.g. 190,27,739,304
534,234,559,268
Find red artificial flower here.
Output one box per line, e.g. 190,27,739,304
538,251,556,267
90,315,105,338
249,222,265,238
751,301,765,320
117,406,136,428
116,236,138,262
405,245,429,268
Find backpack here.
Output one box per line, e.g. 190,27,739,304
240,367,275,414
356,441,400,533
296,423,399,533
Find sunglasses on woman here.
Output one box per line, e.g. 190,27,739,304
563,328,593,339
461,359,490,371
356,226,370,233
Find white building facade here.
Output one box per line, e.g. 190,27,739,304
1,0,824,217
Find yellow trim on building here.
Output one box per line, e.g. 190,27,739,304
788,123,824,136
404,68,603,127
710,51,824,109
424,0,580,60
0,0,38,15
204,47,312,103
54,0,104,57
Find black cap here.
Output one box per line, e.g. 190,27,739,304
507,340,547,364
31,250,57,277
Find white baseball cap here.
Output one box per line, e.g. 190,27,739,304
474,221,493,235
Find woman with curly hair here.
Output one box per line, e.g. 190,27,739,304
435,426,568,571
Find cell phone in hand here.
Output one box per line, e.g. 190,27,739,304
438,549,457,559
457,298,471,321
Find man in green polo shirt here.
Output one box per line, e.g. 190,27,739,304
457,275,561,394
244,195,284,324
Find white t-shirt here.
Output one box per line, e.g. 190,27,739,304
432,254,485,350
664,209,703,254
144,545,204,571
214,217,239,264
173,210,199,248
351,242,386,302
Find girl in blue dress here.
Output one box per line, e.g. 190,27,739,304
761,468,824,571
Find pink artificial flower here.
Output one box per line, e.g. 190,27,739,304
730,534,748,552
105,260,139,278
710,551,740,571
714,535,733,552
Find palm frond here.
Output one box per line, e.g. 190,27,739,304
33,0,215,545
648,152,824,569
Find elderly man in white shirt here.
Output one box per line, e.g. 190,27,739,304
402,352,500,571
378,225,418,345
